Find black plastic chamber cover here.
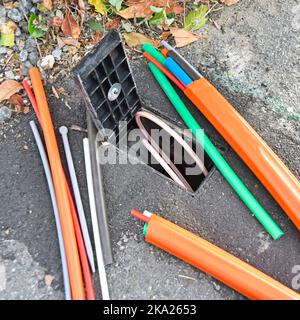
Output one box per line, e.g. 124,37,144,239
72,29,142,141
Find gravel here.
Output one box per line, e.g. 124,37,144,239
0,6,6,25
0,106,12,123
19,50,28,62
19,0,33,13
28,51,38,65
40,55,55,69
0,47,7,55
52,48,62,61
25,38,36,52
7,8,22,23
4,70,15,80
15,27,22,37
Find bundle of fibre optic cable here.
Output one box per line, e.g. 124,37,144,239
142,44,284,240
142,42,300,235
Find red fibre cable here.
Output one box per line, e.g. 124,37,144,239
23,79,95,300
143,52,186,91
22,80,41,124
131,209,150,223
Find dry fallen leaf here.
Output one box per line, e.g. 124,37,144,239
118,4,152,19
61,11,81,39
0,20,17,33
50,16,63,27
170,27,207,48
221,0,240,5
160,31,171,40
119,0,183,19
43,0,52,10
57,86,66,94
8,94,29,114
105,17,121,30
51,86,60,99
44,274,54,287
123,32,153,47
90,31,103,44
9,94,29,114
75,0,86,26
57,35,81,48
0,80,22,103
9,94,25,107
3,2,14,9
124,0,183,14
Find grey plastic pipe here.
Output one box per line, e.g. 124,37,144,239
29,120,71,300
59,126,95,273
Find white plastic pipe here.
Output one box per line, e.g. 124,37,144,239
59,126,95,273
83,138,110,300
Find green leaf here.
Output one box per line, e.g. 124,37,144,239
36,4,48,12
0,32,15,47
87,19,104,31
109,0,123,11
28,14,46,38
184,4,208,31
149,10,166,27
121,20,133,33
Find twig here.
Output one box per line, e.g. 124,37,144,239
0,53,14,74
178,274,196,281
183,0,186,27
35,38,43,59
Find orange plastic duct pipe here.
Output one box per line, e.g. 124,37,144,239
29,67,85,299
184,79,300,230
134,210,300,300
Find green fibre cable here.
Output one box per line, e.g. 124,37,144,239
143,43,166,65
148,62,283,240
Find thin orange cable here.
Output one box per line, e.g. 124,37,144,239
161,48,168,58
28,68,85,300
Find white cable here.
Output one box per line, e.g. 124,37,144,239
59,126,95,273
83,138,110,300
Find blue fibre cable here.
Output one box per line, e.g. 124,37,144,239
164,57,193,86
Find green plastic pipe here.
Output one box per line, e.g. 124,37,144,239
148,62,284,240
143,43,166,65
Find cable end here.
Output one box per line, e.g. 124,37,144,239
131,209,150,223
